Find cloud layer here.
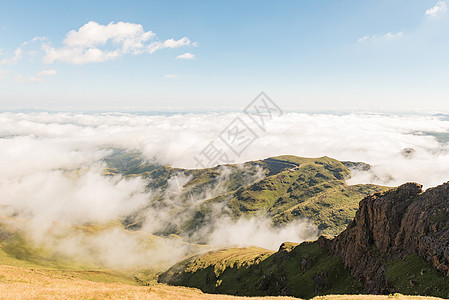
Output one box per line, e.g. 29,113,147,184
1,112,449,188
1,111,449,269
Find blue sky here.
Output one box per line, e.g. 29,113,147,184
0,0,448,111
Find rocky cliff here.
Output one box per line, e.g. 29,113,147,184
320,182,449,294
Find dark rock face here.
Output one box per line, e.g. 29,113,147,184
319,182,449,293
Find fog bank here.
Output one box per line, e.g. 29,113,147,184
1,111,448,268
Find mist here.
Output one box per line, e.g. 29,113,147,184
1,111,449,269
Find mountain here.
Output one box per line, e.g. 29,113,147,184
105,150,389,237
323,182,449,295
159,182,449,299
1,149,446,299
1,218,435,299
188,156,386,237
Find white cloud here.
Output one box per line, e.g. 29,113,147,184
13,69,56,83
14,74,45,83
207,217,317,250
164,74,177,78
42,21,195,64
146,37,194,54
358,31,404,43
36,69,57,76
63,21,155,50
384,32,404,39
28,76,45,83
21,36,47,46
0,47,23,65
426,1,448,17
163,37,192,48
176,52,195,60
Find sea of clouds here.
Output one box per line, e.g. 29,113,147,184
1,111,448,268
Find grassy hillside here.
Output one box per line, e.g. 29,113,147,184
159,182,449,299
0,236,139,287
1,263,440,300
386,254,449,297
159,240,449,299
0,264,304,300
2,224,437,299
0,219,207,285
104,151,389,237
177,155,388,236
0,231,443,300
0,223,289,299
159,241,364,299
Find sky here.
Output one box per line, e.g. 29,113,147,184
0,0,448,111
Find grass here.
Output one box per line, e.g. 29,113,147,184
102,149,161,176
194,156,389,236
0,220,196,285
0,264,304,299
159,241,365,299
386,254,449,298
0,227,140,285
272,183,385,235
0,227,296,299
160,242,449,300
104,151,390,237
0,263,443,299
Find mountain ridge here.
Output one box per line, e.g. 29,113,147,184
104,150,389,237
159,181,449,299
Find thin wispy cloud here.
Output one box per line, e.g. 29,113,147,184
14,74,45,83
0,37,49,66
358,31,404,43
28,76,45,83
36,69,57,76
21,36,47,46
0,47,23,65
14,69,57,83
176,52,195,60
164,74,177,78
426,1,448,17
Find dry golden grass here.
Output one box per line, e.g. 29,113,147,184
0,264,297,299
0,264,443,300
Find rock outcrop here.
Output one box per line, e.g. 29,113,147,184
319,182,449,293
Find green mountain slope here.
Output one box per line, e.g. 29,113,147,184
160,183,449,299
0,222,138,285
158,241,364,299
193,156,385,236
105,151,389,236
